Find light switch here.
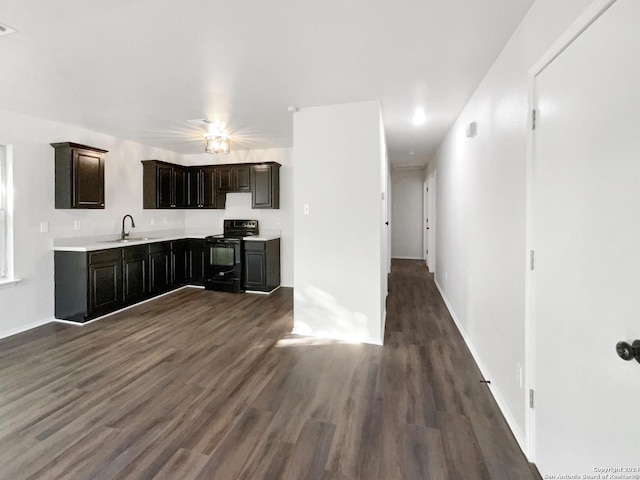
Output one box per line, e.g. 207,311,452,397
303,204,310,215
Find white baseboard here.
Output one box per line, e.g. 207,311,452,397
246,285,281,295
290,327,383,346
391,256,425,260
0,316,54,340
434,278,528,458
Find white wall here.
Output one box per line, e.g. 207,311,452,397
181,147,293,287
390,169,423,259
430,0,593,450
0,108,185,337
293,101,386,345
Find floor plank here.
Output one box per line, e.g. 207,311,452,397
0,260,540,479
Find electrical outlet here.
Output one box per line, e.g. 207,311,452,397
150,218,155,225
303,204,310,215
163,217,168,225
74,220,81,231
40,221,49,233
444,271,448,281
275,217,281,226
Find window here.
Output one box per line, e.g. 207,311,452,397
0,145,10,280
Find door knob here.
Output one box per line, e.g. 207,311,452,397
616,340,640,363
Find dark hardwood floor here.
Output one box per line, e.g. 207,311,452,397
0,259,540,479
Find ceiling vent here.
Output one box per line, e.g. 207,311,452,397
187,118,216,128
0,23,16,37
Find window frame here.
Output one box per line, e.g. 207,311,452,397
0,144,18,287
0,145,7,279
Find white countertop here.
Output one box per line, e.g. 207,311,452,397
52,228,280,252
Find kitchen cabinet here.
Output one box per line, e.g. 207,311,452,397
188,167,224,209
244,238,280,292
55,239,206,322
54,238,215,322
142,160,189,209
55,249,122,322
52,142,107,209
122,245,149,305
251,164,280,209
217,165,251,192
149,242,172,294
172,240,188,285
88,250,122,317
143,161,279,210
186,239,207,285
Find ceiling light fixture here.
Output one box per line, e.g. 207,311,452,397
412,108,427,126
204,134,230,155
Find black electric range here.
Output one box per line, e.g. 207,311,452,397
204,220,259,293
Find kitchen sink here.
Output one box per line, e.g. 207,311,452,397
100,237,157,244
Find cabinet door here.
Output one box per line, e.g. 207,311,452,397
251,165,279,208
174,167,188,208
235,166,251,191
203,168,224,208
149,251,171,294
172,241,188,285
123,256,148,304
187,241,206,285
157,165,174,208
217,166,233,191
188,169,203,208
73,149,104,208
88,261,121,316
244,250,266,289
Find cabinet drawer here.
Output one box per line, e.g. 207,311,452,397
244,241,266,251
149,242,171,254
123,244,149,259
88,249,121,265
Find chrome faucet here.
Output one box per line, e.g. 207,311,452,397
121,215,136,240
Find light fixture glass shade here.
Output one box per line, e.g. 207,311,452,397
204,135,230,154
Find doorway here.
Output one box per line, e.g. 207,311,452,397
425,171,436,273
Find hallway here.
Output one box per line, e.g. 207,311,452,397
384,260,539,479
0,260,538,479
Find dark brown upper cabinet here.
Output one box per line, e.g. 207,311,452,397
52,142,107,209
142,160,188,209
251,163,280,209
142,161,279,210
187,167,225,209
217,165,251,192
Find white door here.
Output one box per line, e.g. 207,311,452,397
427,172,436,273
532,0,640,474
423,180,429,263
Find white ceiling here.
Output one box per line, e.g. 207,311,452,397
0,0,534,164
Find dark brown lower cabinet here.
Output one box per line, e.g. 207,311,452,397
244,238,281,292
55,239,209,323
172,240,188,285
122,245,149,305
186,239,207,285
149,242,172,295
88,260,121,317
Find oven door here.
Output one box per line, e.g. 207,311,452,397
206,238,241,276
